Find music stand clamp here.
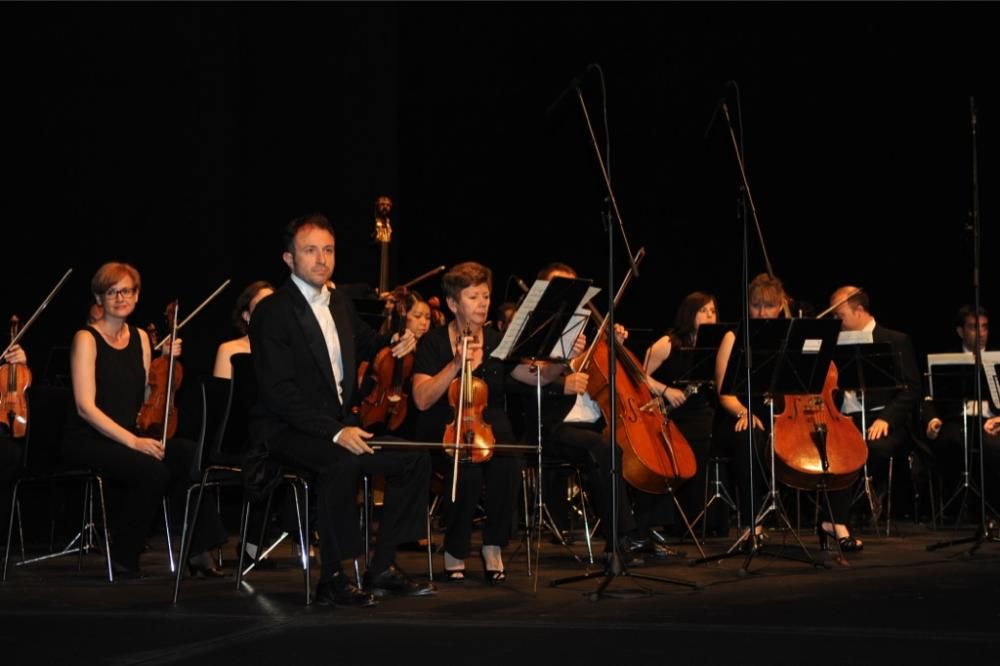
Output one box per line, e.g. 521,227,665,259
491,275,595,592
693,317,842,574
833,340,903,536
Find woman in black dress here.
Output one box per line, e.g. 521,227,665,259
412,262,522,583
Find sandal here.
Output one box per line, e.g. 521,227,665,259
444,570,465,582
484,569,506,584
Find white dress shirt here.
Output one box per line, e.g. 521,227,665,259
290,273,344,404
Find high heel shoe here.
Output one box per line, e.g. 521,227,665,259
187,551,226,578
816,523,864,553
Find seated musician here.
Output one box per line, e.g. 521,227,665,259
248,213,435,606
717,274,861,552
509,262,666,559
213,281,274,380
62,262,227,577
829,285,920,527
412,261,523,583
923,305,1000,508
643,291,724,537
1,343,29,541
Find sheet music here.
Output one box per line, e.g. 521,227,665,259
490,280,600,360
837,330,874,345
927,351,1000,410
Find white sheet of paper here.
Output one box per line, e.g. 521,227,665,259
491,281,600,361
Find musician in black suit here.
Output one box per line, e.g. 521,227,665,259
248,213,435,607
923,305,1000,502
829,286,921,509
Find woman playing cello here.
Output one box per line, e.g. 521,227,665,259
411,262,522,583
714,273,862,552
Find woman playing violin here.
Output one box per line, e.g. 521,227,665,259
0,343,28,534
411,262,522,583
62,262,227,577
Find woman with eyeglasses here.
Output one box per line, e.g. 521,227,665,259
62,262,227,578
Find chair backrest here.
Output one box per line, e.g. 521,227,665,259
199,376,235,467
226,353,257,458
22,385,73,471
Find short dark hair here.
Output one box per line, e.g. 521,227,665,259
957,304,989,328
442,262,492,301
284,213,335,253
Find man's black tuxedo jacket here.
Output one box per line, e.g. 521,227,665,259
248,279,389,446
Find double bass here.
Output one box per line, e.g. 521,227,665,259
0,315,31,438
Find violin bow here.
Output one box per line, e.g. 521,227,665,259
815,287,864,320
160,300,182,452
1,268,73,359
451,324,472,502
153,279,231,351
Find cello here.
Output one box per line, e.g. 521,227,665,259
0,315,31,438
572,252,697,494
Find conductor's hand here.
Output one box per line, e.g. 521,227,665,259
390,329,416,357
131,436,165,461
926,417,943,440
867,418,890,441
985,417,1000,436
336,427,375,455
563,372,589,395
2,344,26,365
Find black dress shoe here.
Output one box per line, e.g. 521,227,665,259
315,572,378,607
364,564,437,598
620,534,653,554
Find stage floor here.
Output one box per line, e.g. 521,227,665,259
3,521,1000,665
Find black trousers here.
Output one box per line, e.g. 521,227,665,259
265,431,430,578
925,417,1000,505
61,436,226,570
546,421,636,541
442,453,522,559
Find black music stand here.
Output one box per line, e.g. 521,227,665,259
692,317,841,574
673,323,739,539
491,275,594,591
925,356,1000,528
834,340,901,536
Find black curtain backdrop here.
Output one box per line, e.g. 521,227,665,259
1,3,994,437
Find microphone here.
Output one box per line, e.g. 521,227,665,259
546,64,596,116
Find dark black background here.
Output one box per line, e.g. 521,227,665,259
2,3,995,434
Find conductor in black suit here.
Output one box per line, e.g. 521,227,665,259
828,286,921,497
249,213,435,607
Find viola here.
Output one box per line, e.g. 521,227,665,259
359,287,414,432
773,361,868,491
136,302,183,440
0,315,32,438
443,326,495,465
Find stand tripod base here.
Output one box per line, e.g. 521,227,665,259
927,519,1000,555
550,551,702,598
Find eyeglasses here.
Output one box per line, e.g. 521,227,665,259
104,286,138,300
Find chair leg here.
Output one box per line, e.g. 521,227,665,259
425,506,434,581
173,476,207,604
94,476,113,582
362,475,371,570
235,498,252,590
290,479,311,605
887,456,894,537
78,481,91,573
162,497,175,573
574,470,594,565
3,482,21,582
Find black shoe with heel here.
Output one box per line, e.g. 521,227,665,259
816,524,864,552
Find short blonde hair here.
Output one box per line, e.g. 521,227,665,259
91,262,141,297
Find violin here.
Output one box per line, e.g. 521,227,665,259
0,315,32,438
136,302,183,440
443,325,495,465
359,287,415,432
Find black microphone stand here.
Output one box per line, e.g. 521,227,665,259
927,96,1000,554
548,65,699,597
